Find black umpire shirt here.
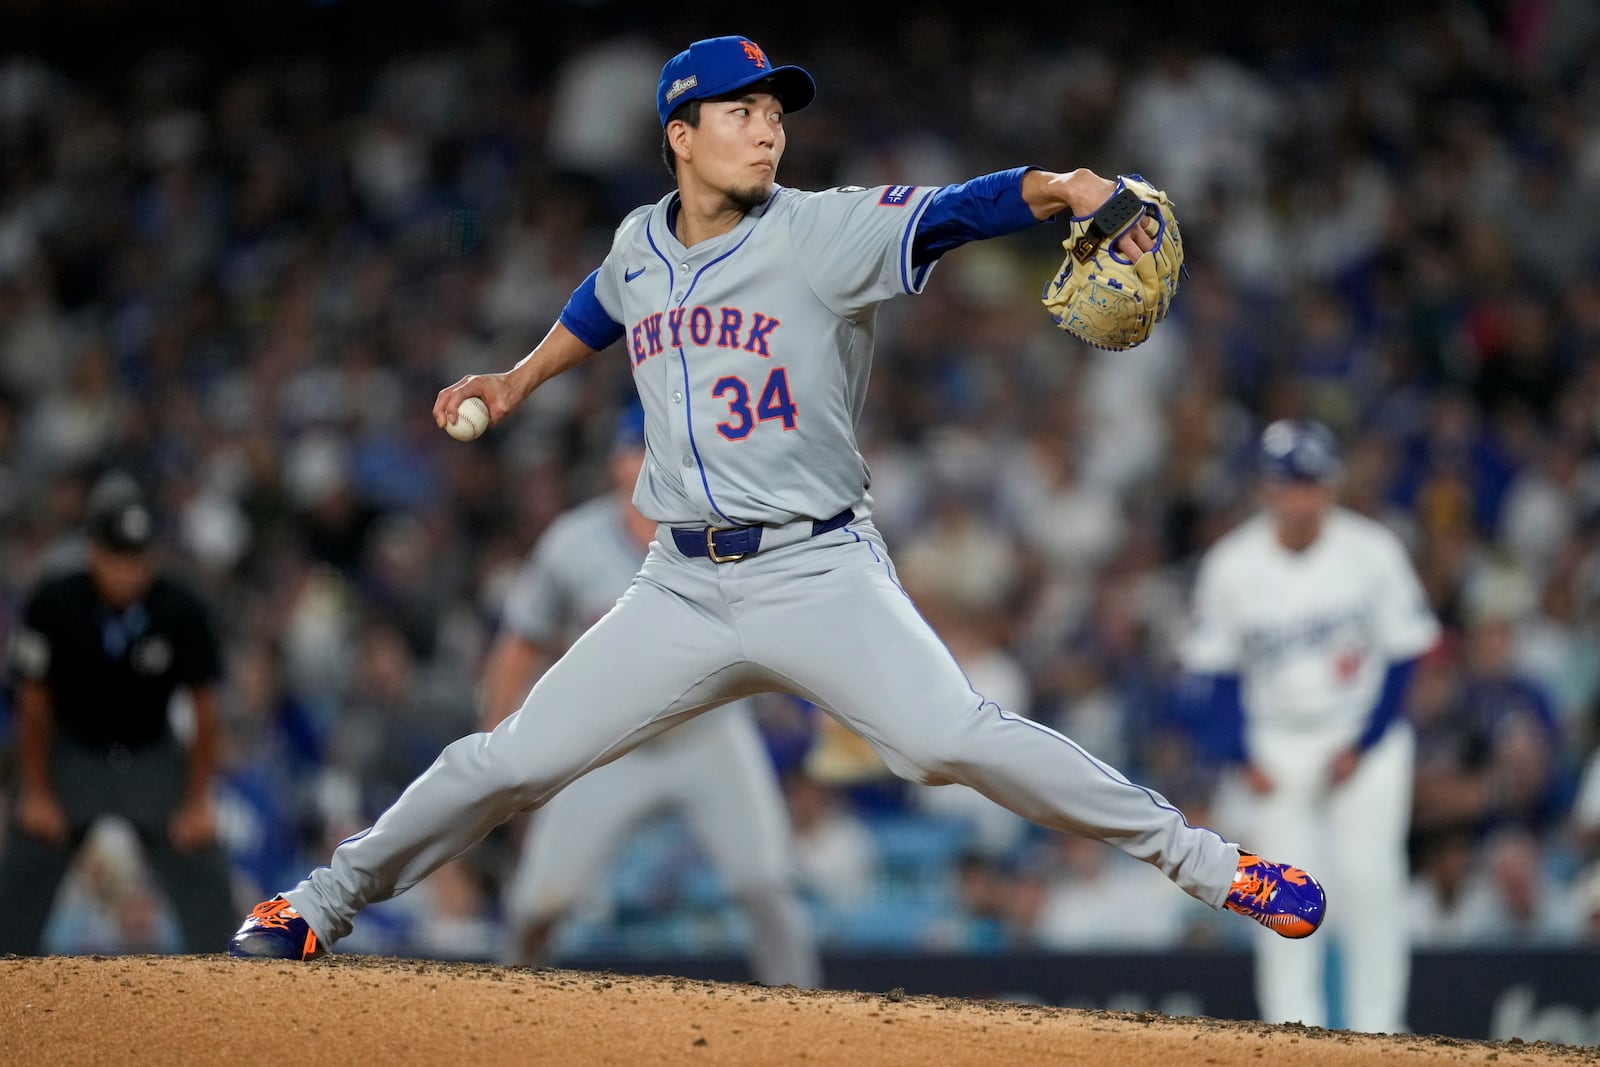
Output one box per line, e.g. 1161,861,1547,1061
8,571,223,749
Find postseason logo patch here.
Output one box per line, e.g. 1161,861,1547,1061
665,75,698,104
878,185,917,206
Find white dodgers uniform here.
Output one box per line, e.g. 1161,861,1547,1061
1183,507,1440,1031
498,495,819,987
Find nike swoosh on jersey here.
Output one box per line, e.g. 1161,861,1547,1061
625,267,646,283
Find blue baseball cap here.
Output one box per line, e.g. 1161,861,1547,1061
657,36,815,127
1258,419,1342,483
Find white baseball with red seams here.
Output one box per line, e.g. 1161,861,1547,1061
445,395,489,441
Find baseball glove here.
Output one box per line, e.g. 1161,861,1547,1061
1041,174,1184,351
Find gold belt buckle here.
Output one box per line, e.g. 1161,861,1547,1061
705,527,746,563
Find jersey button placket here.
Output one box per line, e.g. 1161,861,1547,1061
666,367,698,492
669,256,709,504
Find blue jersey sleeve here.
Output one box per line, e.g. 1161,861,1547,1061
1171,672,1248,764
1354,657,1420,753
911,166,1042,266
558,269,625,352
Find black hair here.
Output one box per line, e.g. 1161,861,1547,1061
660,99,702,178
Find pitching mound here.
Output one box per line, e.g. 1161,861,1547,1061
3,955,1597,1066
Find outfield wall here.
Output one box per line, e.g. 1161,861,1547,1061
562,949,1600,1044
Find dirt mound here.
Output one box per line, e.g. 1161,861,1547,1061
3,955,1596,1066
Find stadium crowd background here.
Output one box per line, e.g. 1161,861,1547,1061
3,0,1600,961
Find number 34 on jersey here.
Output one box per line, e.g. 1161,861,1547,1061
630,305,798,441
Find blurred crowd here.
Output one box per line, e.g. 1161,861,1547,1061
5,1,1600,959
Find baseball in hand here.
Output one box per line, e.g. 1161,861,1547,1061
446,396,490,441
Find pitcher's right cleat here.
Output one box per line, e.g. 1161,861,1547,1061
1224,852,1326,939
228,897,328,960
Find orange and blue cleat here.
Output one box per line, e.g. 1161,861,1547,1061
228,897,327,960
1224,852,1326,939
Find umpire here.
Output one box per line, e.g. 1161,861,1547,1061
0,481,235,953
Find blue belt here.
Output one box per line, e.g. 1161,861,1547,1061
671,509,854,563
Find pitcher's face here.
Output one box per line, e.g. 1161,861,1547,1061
677,92,785,209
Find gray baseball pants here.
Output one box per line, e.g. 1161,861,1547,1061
504,707,819,987
285,518,1239,946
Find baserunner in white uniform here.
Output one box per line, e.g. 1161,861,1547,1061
483,408,819,986
230,33,1327,966
1180,420,1440,1032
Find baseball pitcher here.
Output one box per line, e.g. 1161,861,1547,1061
1180,419,1440,1032
232,34,1324,967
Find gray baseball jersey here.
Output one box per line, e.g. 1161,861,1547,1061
497,495,818,986
281,180,1244,956
594,184,937,527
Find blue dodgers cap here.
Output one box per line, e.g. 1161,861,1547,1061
1258,419,1342,483
657,36,815,126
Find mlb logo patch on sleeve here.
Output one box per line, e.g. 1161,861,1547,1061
879,185,917,206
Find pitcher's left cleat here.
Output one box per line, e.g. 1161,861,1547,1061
1224,852,1326,939
228,897,328,960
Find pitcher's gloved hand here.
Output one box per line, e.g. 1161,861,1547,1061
1042,174,1184,350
